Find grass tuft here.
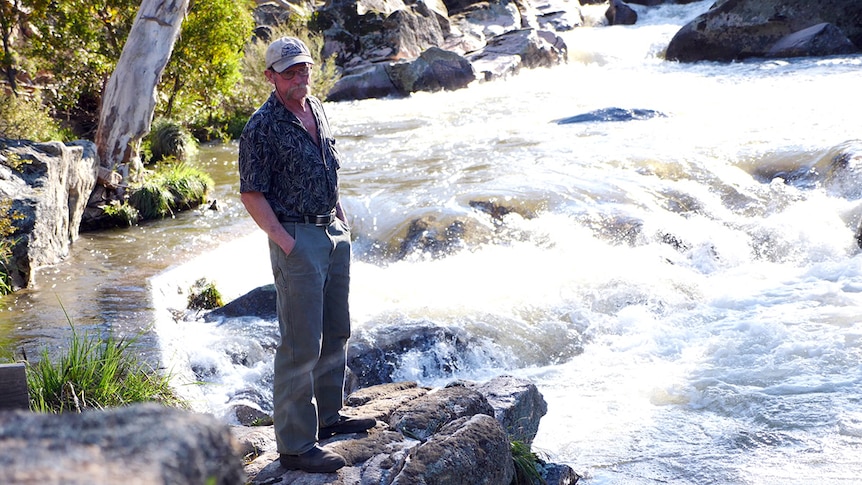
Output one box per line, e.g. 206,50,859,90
511,440,546,485
26,319,185,413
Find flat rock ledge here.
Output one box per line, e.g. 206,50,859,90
235,376,581,485
0,376,578,485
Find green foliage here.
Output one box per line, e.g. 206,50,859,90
147,118,198,164
159,0,255,131
0,91,67,142
25,0,140,136
26,323,186,413
129,179,174,220
187,278,224,310
159,161,213,210
128,160,214,220
511,440,546,485
100,200,140,227
0,197,22,296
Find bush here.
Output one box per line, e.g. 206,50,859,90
0,91,68,142
147,118,198,164
101,200,140,227
128,160,213,220
129,179,175,220
26,323,185,413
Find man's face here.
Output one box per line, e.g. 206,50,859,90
267,63,313,103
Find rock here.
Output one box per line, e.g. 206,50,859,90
626,0,662,5
388,383,496,441
259,0,570,101
327,63,404,102
665,0,862,62
467,28,567,81
766,22,857,58
0,138,98,289
0,403,244,484
468,374,548,444
555,107,666,124
235,376,576,484
204,283,277,321
606,0,637,26
534,0,584,32
390,414,515,485
346,319,489,389
387,46,477,93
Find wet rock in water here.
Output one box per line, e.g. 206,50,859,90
606,0,637,26
665,0,862,62
347,319,480,389
204,283,277,321
555,107,666,124
766,22,857,58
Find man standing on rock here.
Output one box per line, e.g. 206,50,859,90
238,36,375,474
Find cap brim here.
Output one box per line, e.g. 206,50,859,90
271,55,315,73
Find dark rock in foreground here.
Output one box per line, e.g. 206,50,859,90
0,403,244,484
236,377,581,485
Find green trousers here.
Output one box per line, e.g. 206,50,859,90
268,219,351,455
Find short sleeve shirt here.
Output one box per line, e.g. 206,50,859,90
238,93,341,219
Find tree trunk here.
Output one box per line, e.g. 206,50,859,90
95,0,189,193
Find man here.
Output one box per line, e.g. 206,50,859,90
238,36,375,474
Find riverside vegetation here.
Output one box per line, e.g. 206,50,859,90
0,0,339,294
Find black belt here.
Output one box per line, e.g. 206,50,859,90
280,212,336,226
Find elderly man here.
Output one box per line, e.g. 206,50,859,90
237,36,375,473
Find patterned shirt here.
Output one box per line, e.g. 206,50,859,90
238,93,341,219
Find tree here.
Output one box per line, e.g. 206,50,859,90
0,0,24,92
26,0,140,137
159,0,254,123
95,0,189,191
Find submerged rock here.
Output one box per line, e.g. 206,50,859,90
555,107,666,124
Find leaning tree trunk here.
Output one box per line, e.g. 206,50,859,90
94,0,189,195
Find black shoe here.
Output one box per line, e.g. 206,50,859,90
319,414,377,438
279,445,346,473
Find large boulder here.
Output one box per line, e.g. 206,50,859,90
468,374,548,444
765,22,856,58
0,138,98,289
606,0,637,26
327,47,476,101
0,403,245,484
467,28,567,81
665,0,862,62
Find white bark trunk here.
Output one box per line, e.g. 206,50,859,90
95,0,189,191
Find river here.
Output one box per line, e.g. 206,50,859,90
3,1,862,483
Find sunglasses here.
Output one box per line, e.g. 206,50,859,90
272,65,313,81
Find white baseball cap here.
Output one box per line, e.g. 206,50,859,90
265,37,315,73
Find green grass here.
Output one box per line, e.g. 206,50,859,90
26,322,185,413
128,160,213,220
511,440,546,485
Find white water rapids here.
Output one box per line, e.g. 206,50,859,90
5,1,862,483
